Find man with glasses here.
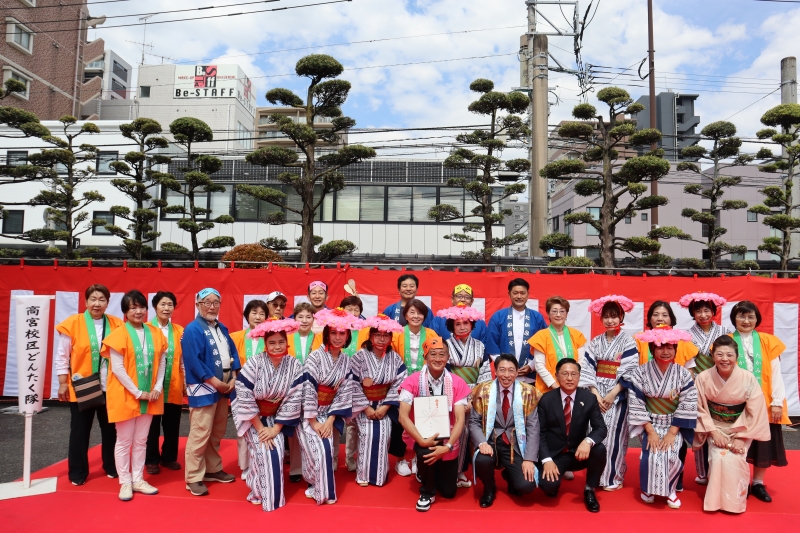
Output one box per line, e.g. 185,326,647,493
432,284,487,343
182,288,240,496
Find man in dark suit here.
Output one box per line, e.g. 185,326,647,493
469,353,542,508
538,358,607,512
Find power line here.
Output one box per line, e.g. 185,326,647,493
725,87,782,120
590,64,781,82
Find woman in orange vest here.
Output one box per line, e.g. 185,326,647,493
729,301,789,503
55,284,124,486
144,291,185,475
230,299,268,478
101,290,168,502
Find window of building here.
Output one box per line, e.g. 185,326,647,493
2,210,24,234
564,208,572,236
439,187,463,217
701,209,720,237
746,250,757,261
2,68,31,99
162,186,209,220
747,211,757,222
111,78,126,99
625,216,631,224
139,86,151,98
335,187,360,221
360,186,385,221
388,186,412,221
641,212,648,221
587,207,600,236
6,150,27,166
96,151,118,174
236,122,253,150
6,18,34,55
586,248,600,259
92,211,114,235
412,186,436,222
86,60,105,70
112,60,128,82
551,216,559,232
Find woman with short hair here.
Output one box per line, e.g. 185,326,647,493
528,295,587,394
694,335,770,513
144,291,185,475
728,301,789,503
55,284,124,486
231,318,304,511
101,290,168,501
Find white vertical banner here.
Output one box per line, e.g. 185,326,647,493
50,292,79,399
621,302,645,338
774,303,800,416
670,302,694,331
147,292,158,322
566,299,592,345
526,299,539,312
293,295,310,310
2,290,33,396
416,295,432,311
15,296,52,414
107,292,125,320
359,294,379,318
472,298,486,318
721,301,739,332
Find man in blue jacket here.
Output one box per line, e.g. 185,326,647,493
182,288,241,496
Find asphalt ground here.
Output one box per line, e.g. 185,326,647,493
1,401,798,484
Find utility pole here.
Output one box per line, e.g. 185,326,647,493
139,15,153,65
782,56,798,256
529,32,549,257
647,0,658,233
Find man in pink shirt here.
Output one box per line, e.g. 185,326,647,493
398,337,470,512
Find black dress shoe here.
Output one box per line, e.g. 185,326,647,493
479,490,496,508
161,461,181,471
750,484,772,503
146,464,161,475
584,489,600,513
289,474,302,483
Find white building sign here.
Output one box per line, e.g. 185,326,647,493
174,64,257,117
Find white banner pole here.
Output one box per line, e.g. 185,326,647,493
22,413,32,489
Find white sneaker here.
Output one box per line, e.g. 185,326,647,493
241,468,249,481
603,483,623,491
132,480,158,495
395,459,413,477
411,456,417,474
641,492,655,504
416,494,435,512
695,476,708,485
563,471,574,480
667,493,682,509
457,473,472,488
305,486,315,499
119,483,133,501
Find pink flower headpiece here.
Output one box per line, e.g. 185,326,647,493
588,295,635,316
436,303,484,322
363,313,404,334
678,292,726,309
634,326,691,346
248,317,301,338
314,307,365,331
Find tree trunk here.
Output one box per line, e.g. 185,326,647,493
599,142,615,269
300,156,316,263
188,189,199,261
482,143,493,262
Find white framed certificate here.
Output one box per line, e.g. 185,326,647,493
413,395,450,439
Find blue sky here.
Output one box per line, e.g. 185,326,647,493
92,0,796,157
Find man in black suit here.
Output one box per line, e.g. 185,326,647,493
537,358,607,512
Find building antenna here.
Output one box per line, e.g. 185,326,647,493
139,15,154,65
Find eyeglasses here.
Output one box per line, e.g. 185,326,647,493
199,301,221,308
550,309,567,315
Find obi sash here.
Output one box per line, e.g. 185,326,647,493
707,400,745,424
362,383,390,402
694,353,715,373
596,360,620,380
450,365,479,384
645,396,680,415
317,384,337,407
256,399,281,417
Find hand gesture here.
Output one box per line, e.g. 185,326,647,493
478,442,494,457
645,431,661,452
710,430,731,449
659,432,677,451
542,461,560,482
419,433,439,449
575,439,592,461
139,391,152,401
149,389,161,402
423,445,447,465
770,406,783,424
522,460,536,482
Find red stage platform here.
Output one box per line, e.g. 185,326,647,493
3,438,798,532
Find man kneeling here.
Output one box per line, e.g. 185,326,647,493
470,354,542,508
398,337,470,512
537,358,607,512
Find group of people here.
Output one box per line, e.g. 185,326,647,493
54,275,789,516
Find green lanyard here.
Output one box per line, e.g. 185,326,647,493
294,332,312,364
244,328,265,361
733,331,763,384
83,310,110,374
403,326,426,373
151,318,174,403
548,325,574,361
126,323,155,414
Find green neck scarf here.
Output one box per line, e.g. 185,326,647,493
294,332,313,364
126,322,155,414
733,330,763,384
343,332,359,357
404,325,426,373
151,318,174,403
83,310,110,374
548,325,574,361
244,328,265,361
